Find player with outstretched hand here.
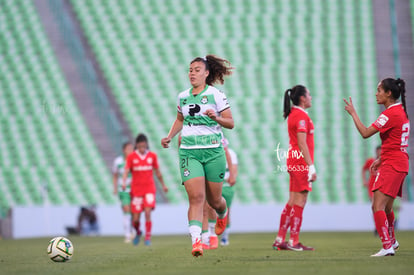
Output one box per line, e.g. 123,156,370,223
272,85,316,252
161,54,234,257
123,133,168,246
344,78,409,257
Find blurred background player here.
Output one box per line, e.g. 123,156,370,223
112,142,134,243
220,138,238,246
161,54,234,257
123,133,168,246
201,138,237,249
362,145,381,200
344,78,409,257
272,85,316,252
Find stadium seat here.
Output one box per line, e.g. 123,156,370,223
0,1,114,209
66,0,381,204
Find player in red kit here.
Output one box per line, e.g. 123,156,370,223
344,78,409,257
123,133,168,246
272,85,317,251
362,146,381,200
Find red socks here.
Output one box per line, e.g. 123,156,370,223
133,221,141,235
374,210,392,249
386,211,395,245
276,204,292,242
133,220,152,240
145,221,152,240
289,205,304,246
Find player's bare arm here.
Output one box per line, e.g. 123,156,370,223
343,97,378,138
224,147,236,185
370,158,381,174
228,163,238,186
204,108,234,129
112,172,118,195
297,132,316,182
161,112,184,148
155,168,169,193
121,166,129,191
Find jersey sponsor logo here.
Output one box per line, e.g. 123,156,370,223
188,104,201,116
187,121,208,127
375,114,389,128
132,165,153,171
201,96,208,104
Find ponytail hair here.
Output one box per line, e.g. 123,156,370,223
283,85,307,119
191,55,234,86
380,78,408,118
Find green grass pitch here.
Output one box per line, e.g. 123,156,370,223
1,232,413,275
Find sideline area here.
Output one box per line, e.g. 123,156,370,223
11,203,414,238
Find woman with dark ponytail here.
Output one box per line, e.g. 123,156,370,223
344,78,410,257
273,85,316,251
161,54,234,257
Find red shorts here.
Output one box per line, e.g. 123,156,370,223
289,169,312,192
372,164,407,198
130,193,156,214
367,176,376,199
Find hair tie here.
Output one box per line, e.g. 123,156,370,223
202,56,207,61
396,79,402,86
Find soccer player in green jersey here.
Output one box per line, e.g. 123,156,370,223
112,142,133,243
161,55,234,257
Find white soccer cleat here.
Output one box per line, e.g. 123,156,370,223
370,247,395,257
392,240,399,251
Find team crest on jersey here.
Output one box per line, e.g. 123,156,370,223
200,96,208,104
183,169,190,177
147,157,153,164
133,159,138,164
375,114,389,128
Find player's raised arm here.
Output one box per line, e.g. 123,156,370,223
343,97,378,138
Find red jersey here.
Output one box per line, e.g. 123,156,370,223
372,103,409,172
287,106,314,166
125,150,159,196
362,158,375,176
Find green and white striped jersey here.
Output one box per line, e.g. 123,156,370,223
112,155,132,192
177,85,230,149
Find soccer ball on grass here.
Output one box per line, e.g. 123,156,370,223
47,237,74,262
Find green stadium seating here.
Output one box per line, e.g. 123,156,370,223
68,0,379,204
0,1,115,209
